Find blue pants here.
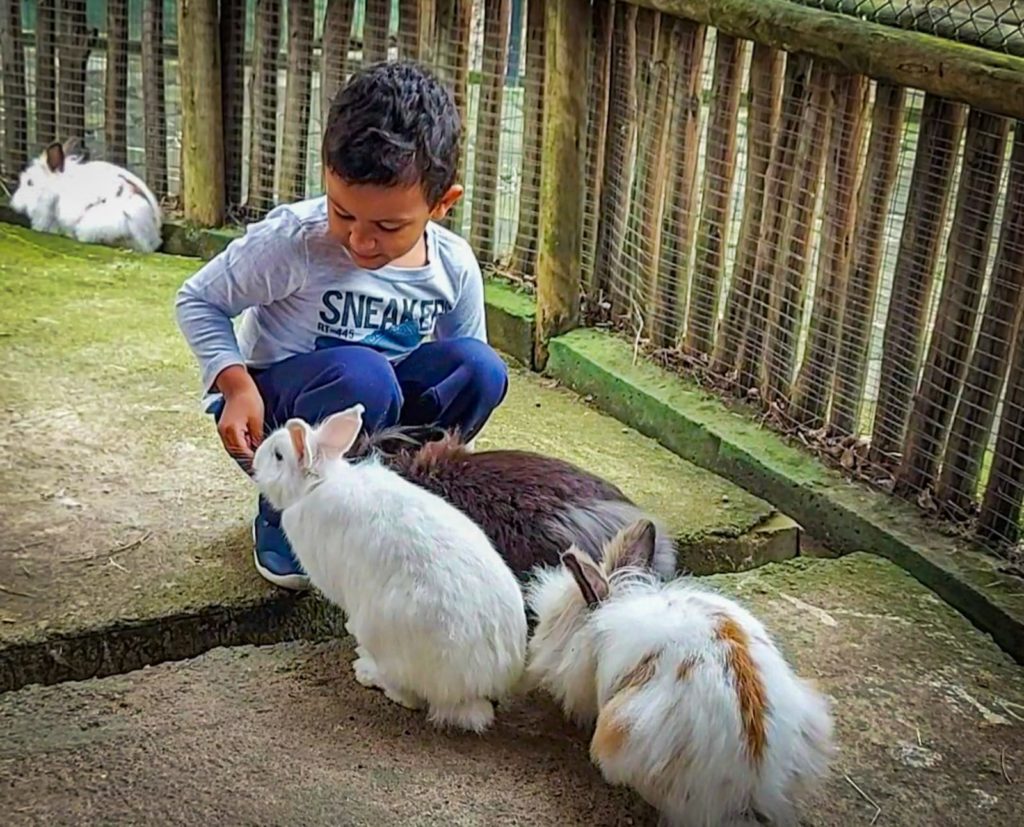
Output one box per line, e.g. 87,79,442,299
216,338,509,527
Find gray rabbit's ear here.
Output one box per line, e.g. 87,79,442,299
561,546,609,608
603,519,657,574
44,141,65,173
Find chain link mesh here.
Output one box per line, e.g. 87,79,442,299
791,1,1024,56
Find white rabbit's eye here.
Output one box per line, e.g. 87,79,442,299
274,449,283,461
25,179,33,187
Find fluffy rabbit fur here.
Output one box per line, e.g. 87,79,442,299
252,404,527,733
10,140,162,253
526,520,834,827
348,424,678,580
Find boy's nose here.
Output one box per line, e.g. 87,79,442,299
349,228,377,255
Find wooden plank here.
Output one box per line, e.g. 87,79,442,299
511,0,545,278
220,0,246,206
898,110,1010,495
278,0,314,204
246,0,280,214
651,18,707,349
869,95,965,467
627,0,1024,121
1,0,28,181
469,0,512,263
712,42,783,373
322,0,355,119
178,0,225,226
938,124,1024,519
534,0,590,367
685,34,746,356
829,82,905,434
791,72,870,427
761,60,832,401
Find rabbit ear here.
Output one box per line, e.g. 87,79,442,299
562,547,608,608
314,404,365,460
604,519,658,574
286,419,313,470
62,136,88,162
45,141,65,172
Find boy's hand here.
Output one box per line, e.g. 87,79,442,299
215,365,265,469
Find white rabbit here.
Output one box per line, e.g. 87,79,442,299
252,403,528,733
10,140,162,253
526,520,834,827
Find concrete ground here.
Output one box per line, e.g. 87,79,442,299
1,225,1022,825
2,555,1022,826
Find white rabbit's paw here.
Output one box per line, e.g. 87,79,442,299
382,684,426,711
352,655,382,689
428,699,495,733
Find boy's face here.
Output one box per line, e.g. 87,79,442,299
324,170,463,269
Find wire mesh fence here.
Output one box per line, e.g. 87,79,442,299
790,1,1024,56
2,0,1024,560
0,0,536,262
580,1,1024,561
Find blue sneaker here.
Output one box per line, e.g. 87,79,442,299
252,515,310,591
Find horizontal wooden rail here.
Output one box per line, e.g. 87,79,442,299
629,0,1024,120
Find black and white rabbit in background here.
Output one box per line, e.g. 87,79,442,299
10,138,162,253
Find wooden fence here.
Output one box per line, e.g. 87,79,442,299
2,0,1024,557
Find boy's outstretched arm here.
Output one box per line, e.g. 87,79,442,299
174,210,309,464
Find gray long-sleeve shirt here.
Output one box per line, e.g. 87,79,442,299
174,197,488,411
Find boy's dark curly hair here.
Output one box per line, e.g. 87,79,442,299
322,60,462,206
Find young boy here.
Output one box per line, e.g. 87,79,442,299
175,61,508,591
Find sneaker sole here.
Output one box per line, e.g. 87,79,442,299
251,522,311,592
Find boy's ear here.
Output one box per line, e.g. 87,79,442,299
430,184,464,220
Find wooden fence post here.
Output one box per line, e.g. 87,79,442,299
1,0,28,183
534,0,589,368
178,0,225,226
105,0,129,166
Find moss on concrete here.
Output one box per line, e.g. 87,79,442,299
545,327,1024,664
483,279,536,367
160,221,241,259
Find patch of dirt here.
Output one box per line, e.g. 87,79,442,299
0,640,654,826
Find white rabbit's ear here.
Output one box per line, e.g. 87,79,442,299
604,519,658,574
315,404,365,460
285,419,314,470
561,547,608,608
44,141,65,173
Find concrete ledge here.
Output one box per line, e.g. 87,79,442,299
678,512,802,576
160,221,240,259
545,327,1024,665
0,592,345,694
484,280,536,368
